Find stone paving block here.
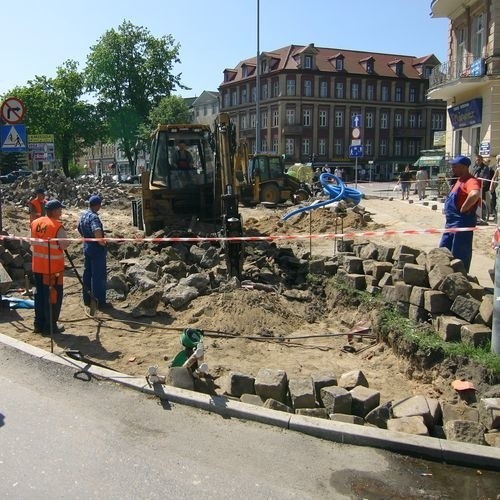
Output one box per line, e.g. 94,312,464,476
263,398,294,413
428,264,454,289
460,323,491,347
468,282,486,302
288,377,316,409
393,244,421,261
227,372,255,397
435,315,468,342
366,285,382,295
377,246,395,263
349,386,380,417
396,253,416,268
362,259,375,275
378,271,393,287
392,395,435,427
441,402,479,425
166,367,195,391
402,264,429,287
394,281,412,302
391,268,404,282
344,274,366,290
438,272,473,300
450,258,467,276
395,301,410,317
343,256,363,274
255,368,288,403
425,247,452,272
0,263,13,295
484,431,500,448
296,408,329,419
312,372,337,405
365,401,392,429
424,290,452,314
409,286,430,307
359,243,379,260
320,386,352,415
479,294,494,327
408,305,428,323
380,285,396,303
240,394,264,406
443,420,487,445
338,370,369,390
329,414,365,425
373,262,392,285
479,398,500,430
387,416,429,436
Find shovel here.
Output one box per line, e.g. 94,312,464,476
64,250,98,316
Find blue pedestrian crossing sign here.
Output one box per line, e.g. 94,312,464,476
349,145,363,158
1,124,27,152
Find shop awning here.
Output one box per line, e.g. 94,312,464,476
413,156,444,167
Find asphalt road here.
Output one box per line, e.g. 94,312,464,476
1,343,499,499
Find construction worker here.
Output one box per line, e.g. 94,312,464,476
77,195,109,309
29,188,47,222
30,199,69,335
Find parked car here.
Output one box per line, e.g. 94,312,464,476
11,169,32,178
121,174,141,184
0,173,16,184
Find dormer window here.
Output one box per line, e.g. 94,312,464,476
389,59,404,77
360,56,375,74
261,59,269,73
335,57,344,71
304,55,313,69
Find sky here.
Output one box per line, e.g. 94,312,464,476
0,0,449,99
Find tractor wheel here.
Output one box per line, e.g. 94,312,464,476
260,183,281,204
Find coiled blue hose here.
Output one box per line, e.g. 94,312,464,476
283,173,363,221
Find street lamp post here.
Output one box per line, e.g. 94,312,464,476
255,0,260,154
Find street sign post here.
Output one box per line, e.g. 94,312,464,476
1,97,26,124
349,145,363,189
1,124,27,152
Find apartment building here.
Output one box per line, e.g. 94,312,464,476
429,0,500,160
191,91,220,126
219,43,446,180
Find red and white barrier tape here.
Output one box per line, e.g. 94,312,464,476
0,225,495,245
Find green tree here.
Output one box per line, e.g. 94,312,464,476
7,60,102,176
148,95,191,127
85,20,185,173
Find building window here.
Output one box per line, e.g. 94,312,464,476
212,102,218,114
335,82,344,98
304,80,312,97
261,138,267,151
273,80,279,97
241,87,248,104
285,138,295,155
302,138,310,155
457,27,466,73
379,139,387,156
334,139,343,156
395,87,403,102
380,112,388,129
261,111,268,128
334,110,344,127
319,138,326,155
394,112,403,128
431,112,444,130
366,112,374,128
286,108,295,125
319,110,328,127
231,91,237,106
240,114,248,130
409,87,416,103
203,105,208,116
366,83,375,100
250,113,256,128
261,59,268,73
320,81,328,97
272,137,278,153
365,139,372,156
272,109,279,127
286,78,296,96
366,60,374,74
262,83,268,100
472,13,484,59
351,82,360,99
408,140,417,156
251,86,256,102
394,139,402,156
381,85,390,101
417,113,423,128
304,55,312,69
409,113,416,128
335,58,344,71
224,93,230,107
303,109,311,126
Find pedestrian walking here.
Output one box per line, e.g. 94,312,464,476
30,200,69,335
439,156,481,272
77,195,109,309
399,165,412,200
415,167,428,200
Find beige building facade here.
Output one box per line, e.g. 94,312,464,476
429,0,500,160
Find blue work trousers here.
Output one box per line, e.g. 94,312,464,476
83,244,107,306
33,273,63,332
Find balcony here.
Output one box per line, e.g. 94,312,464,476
282,124,303,135
428,56,487,100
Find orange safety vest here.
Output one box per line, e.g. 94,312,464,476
29,198,46,222
30,216,65,274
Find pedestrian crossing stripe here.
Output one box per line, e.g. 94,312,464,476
2,125,25,148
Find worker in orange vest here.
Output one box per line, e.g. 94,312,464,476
30,199,70,335
29,188,47,223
